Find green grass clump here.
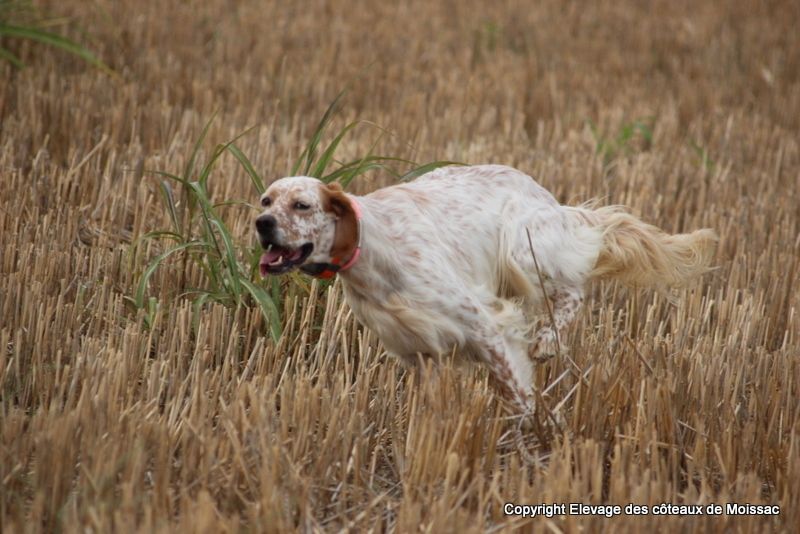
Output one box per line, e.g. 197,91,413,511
588,118,654,170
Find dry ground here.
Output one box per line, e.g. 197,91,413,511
1,0,799,532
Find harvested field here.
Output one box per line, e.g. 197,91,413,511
1,0,799,532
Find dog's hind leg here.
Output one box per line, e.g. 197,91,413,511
502,209,597,361
528,285,584,361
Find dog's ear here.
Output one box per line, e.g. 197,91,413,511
323,181,349,217
321,182,358,260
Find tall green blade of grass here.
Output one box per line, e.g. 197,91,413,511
210,218,243,303
320,154,433,183
310,120,362,178
0,23,112,74
187,181,224,271
134,241,208,309
184,112,217,182
0,45,23,67
322,161,399,184
158,181,181,235
135,230,183,245
226,143,264,194
292,90,346,176
190,291,212,333
197,126,257,190
151,170,192,188
337,134,385,189
398,160,462,182
240,278,282,341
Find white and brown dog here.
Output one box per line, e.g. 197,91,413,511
255,165,716,413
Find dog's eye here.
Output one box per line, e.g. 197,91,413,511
294,201,310,210
261,197,271,207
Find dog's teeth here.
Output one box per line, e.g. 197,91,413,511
269,256,283,266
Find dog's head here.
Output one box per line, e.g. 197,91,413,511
254,176,358,276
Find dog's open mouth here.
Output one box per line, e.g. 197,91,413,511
259,243,314,276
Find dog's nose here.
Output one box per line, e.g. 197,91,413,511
255,215,276,234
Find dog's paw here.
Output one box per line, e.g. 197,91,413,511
528,338,567,362
531,352,555,363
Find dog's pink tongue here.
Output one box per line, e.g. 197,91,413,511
259,249,283,276
261,249,282,265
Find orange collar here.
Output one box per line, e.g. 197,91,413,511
300,196,362,279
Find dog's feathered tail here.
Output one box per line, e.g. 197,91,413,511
568,205,718,288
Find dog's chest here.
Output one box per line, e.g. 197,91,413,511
340,280,455,357
340,282,403,340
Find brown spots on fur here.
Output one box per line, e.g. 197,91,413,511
528,288,584,360
398,186,431,206
368,185,432,209
366,187,395,201
487,349,531,411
